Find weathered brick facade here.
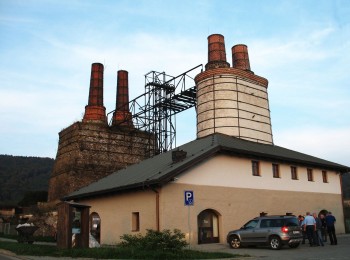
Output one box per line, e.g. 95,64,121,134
48,121,154,202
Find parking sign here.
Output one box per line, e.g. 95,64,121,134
184,190,194,206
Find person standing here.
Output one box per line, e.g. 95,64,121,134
320,214,327,242
313,213,324,246
325,211,337,245
298,215,306,244
304,212,316,246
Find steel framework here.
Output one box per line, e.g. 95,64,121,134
108,64,202,155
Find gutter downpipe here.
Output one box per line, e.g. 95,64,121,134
151,187,160,231
340,172,346,233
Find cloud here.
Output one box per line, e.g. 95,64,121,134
0,0,349,163
0,29,205,157
249,26,339,72
274,126,350,166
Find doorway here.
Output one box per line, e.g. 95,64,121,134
198,209,220,244
89,212,101,243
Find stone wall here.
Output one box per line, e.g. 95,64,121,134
48,121,154,202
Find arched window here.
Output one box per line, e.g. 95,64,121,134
89,212,101,243
198,209,220,244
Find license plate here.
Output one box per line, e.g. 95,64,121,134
293,231,300,234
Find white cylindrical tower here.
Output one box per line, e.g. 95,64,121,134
195,34,273,144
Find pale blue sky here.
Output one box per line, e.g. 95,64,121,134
1,0,349,166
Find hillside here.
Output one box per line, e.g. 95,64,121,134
0,155,54,205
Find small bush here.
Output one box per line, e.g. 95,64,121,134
120,229,188,251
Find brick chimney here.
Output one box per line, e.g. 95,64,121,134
112,70,133,127
232,44,251,71
83,63,107,123
205,34,230,70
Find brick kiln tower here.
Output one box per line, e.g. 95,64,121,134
48,63,153,202
195,34,273,144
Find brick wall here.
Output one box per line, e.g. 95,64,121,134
48,121,154,201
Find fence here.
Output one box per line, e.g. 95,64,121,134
0,223,18,235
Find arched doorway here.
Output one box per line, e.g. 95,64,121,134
89,212,101,243
198,209,220,244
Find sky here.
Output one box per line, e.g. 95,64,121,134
0,0,349,167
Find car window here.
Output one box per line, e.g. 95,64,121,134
261,219,284,227
260,219,271,228
284,218,299,227
244,219,259,229
274,219,284,227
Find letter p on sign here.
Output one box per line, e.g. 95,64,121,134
184,190,194,206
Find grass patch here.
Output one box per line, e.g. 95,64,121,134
0,241,244,259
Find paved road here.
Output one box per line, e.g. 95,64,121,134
0,254,21,260
193,233,350,260
0,249,26,260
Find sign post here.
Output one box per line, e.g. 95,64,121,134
184,190,194,248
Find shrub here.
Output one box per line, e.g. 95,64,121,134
120,229,188,251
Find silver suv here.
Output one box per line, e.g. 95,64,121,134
226,215,303,250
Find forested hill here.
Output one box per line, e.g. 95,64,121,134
0,155,54,205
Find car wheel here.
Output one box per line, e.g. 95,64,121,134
269,236,282,250
229,235,241,249
289,242,300,248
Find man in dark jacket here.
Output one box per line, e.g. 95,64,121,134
325,211,337,245
313,213,324,246
320,214,327,242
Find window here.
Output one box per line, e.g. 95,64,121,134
284,218,299,227
252,161,260,176
132,212,140,232
322,171,328,183
307,168,313,181
244,219,259,229
291,166,298,180
272,164,280,178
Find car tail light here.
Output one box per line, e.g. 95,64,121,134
281,226,289,233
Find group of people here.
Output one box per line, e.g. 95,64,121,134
298,211,337,247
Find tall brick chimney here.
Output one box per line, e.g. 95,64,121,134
195,34,273,144
205,34,230,70
83,63,107,123
112,70,133,127
232,44,251,71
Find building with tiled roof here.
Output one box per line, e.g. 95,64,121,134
58,34,350,246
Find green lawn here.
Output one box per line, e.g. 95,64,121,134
0,240,246,259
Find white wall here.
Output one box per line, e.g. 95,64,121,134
175,154,341,194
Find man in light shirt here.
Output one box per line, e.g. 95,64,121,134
303,212,317,246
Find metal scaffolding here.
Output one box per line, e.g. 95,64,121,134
108,64,202,155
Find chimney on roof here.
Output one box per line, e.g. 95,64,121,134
205,34,230,70
112,70,133,127
172,149,187,163
232,44,251,71
83,63,107,123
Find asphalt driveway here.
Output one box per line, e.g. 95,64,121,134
192,233,350,260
